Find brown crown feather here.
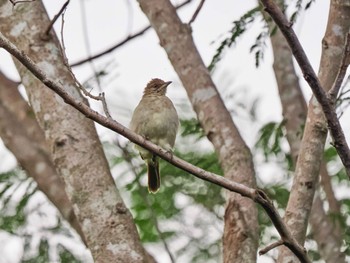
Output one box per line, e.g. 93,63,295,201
143,78,171,96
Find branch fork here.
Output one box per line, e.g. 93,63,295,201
0,31,312,262
260,0,350,179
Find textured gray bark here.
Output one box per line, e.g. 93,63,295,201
0,1,147,262
270,24,345,263
263,3,345,261
276,0,350,262
137,0,258,262
0,71,85,242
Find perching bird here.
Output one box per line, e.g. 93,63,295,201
130,78,179,193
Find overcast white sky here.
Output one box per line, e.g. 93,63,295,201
0,0,338,262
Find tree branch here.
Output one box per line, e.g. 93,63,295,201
188,0,205,24
329,33,350,101
263,3,345,261
259,239,284,256
260,0,350,179
0,71,86,244
9,0,34,6
43,0,70,38
0,31,311,263
70,0,193,67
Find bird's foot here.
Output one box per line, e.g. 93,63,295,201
165,149,174,160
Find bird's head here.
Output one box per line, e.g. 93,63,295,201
143,78,172,96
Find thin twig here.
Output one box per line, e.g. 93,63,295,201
80,0,102,91
71,0,193,67
259,239,284,255
0,32,311,263
328,33,350,101
59,5,69,66
9,0,35,6
188,0,205,24
43,0,70,38
56,6,112,119
260,0,350,179
71,25,151,67
100,92,111,119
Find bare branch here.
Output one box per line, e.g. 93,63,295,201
71,0,193,67
79,0,102,91
71,25,150,67
100,92,112,119
43,0,70,38
259,239,284,256
188,0,205,24
0,31,311,263
260,0,350,179
9,0,35,6
54,8,112,119
329,33,350,101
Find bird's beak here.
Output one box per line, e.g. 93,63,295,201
161,81,172,90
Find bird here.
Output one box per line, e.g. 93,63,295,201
130,78,179,193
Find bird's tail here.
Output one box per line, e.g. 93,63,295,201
147,156,160,193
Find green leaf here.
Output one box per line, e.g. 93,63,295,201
180,118,204,139
59,246,83,263
23,240,50,263
208,6,261,71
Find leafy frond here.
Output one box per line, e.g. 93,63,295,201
290,0,317,23
208,6,261,72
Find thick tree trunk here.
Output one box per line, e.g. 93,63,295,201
269,20,345,263
137,0,258,262
0,71,86,241
0,1,147,262
276,0,350,262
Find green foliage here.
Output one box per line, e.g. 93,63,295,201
307,248,322,261
257,183,290,242
21,240,82,263
250,30,269,67
290,0,316,23
257,204,271,239
127,149,224,243
111,117,224,262
256,121,283,157
0,168,85,262
255,121,292,169
254,121,293,244
265,184,290,209
0,169,35,234
190,243,220,263
209,0,319,71
289,0,303,23
343,218,350,255
208,6,261,71
23,240,50,263
59,245,83,263
324,146,349,183
180,118,205,139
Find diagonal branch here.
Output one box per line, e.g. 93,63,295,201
329,33,350,101
260,0,350,179
0,31,311,263
43,0,70,38
188,0,205,24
